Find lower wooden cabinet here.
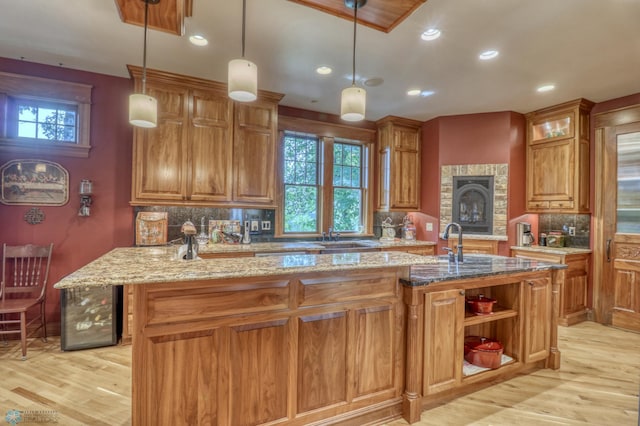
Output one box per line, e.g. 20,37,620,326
448,237,499,255
511,248,590,326
523,277,552,363
131,268,406,425
402,270,558,422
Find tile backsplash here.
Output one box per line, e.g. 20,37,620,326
538,214,590,248
135,206,275,243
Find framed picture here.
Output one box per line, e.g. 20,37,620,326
1,159,69,206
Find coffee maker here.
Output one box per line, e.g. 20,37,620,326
516,222,535,246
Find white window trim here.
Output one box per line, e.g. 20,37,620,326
0,71,92,158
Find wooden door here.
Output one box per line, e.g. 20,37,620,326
422,288,464,395
188,89,233,202
523,277,551,363
597,117,640,332
233,101,278,206
132,82,189,202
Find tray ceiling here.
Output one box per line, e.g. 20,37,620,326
287,0,427,32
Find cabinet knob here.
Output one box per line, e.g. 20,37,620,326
528,281,534,286
459,290,465,296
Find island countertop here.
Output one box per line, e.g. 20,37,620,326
53,247,433,289
403,254,567,286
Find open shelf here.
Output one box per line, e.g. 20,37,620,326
462,354,516,377
464,305,518,326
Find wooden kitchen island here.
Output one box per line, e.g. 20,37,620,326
54,249,562,426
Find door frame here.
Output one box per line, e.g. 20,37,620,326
593,104,640,324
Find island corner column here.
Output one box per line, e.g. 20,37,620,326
402,283,424,424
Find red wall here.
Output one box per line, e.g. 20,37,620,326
415,111,527,255
0,58,134,331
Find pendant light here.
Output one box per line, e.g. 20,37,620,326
340,0,367,122
129,0,159,128
228,0,258,102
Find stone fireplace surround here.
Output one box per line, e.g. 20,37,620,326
440,164,508,236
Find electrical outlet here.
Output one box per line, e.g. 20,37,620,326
426,222,433,232
568,226,576,236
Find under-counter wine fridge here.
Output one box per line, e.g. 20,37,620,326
61,286,118,351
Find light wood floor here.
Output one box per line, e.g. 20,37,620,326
0,322,638,425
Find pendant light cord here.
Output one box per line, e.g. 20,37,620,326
241,0,246,58
142,0,150,95
351,3,358,86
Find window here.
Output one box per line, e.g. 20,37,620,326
280,130,371,236
333,141,363,232
12,99,78,143
0,71,92,158
283,132,319,233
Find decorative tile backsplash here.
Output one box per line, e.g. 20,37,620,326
135,206,275,243
539,214,590,248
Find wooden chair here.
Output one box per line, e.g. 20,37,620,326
0,243,53,360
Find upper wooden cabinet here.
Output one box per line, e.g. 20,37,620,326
129,66,283,207
525,99,594,213
375,116,422,211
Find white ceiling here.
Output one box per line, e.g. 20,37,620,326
1,0,639,122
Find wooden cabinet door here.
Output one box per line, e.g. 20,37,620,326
188,89,233,202
526,138,574,209
448,238,499,255
375,117,421,212
523,277,551,363
423,288,464,395
563,255,589,324
391,125,420,210
233,101,278,206
132,83,189,202
228,318,290,425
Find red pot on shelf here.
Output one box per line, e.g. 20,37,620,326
466,294,497,314
464,336,503,369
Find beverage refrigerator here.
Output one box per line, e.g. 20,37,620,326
61,286,119,351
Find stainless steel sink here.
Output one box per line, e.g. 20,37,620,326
318,242,372,249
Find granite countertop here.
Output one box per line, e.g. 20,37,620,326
510,245,592,255
403,254,566,287
198,239,436,254
53,247,434,289
447,233,509,241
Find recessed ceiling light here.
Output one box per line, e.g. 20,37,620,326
189,35,208,46
421,28,441,41
537,84,556,93
479,50,499,60
420,90,435,97
407,89,421,96
316,66,332,75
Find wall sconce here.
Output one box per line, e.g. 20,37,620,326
79,179,93,217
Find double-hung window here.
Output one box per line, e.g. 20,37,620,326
279,130,371,236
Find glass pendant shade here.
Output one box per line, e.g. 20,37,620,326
129,93,158,128
340,86,366,121
228,58,258,102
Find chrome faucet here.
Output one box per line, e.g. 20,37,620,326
442,222,463,263
328,227,340,242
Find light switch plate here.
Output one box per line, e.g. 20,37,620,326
568,226,576,236
426,222,433,231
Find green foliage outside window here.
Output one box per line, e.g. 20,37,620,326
333,142,363,232
17,103,77,143
283,133,319,233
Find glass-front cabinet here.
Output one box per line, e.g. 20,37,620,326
525,98,594,213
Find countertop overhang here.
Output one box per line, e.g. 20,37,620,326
53,247,432,289
403,254,567,287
